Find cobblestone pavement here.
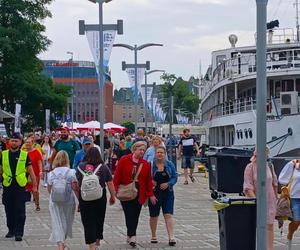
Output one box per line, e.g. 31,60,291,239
0,172,299,249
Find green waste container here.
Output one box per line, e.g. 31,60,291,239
214,197,256,250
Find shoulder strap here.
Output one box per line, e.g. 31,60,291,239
78,166,86,176
287,161,297,193
134,163,143,182
64,168,70,178
93,164,102,174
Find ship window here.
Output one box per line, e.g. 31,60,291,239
236,131,240,139
240,130,243,139
286,80,294,91
244,129,248,139
296,79,300,93
248,129,253,138
247,89,251,97
294,50,300,60
269,80,274,97
275,81,281,97
279,51,287,61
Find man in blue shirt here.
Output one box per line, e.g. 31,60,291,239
73,137,92,169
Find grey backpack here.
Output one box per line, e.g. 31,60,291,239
51,169,71,202
78,164,103,201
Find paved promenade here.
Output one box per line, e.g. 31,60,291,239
0,172,299,249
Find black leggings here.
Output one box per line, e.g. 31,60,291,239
121,198,142,237
79,190,107,244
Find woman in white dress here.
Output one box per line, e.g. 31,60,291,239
48,150,79,250
42,135,53,186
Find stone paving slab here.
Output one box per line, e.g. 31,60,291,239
0,173,299,249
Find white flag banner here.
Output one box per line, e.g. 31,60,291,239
140,86,153,108
137,68,145,93
45,109,50,134
162,112,167,122
140,87,146,105
86,30,116,72
14,103,21,133
126,68,136,91
126,68,145,98
152,98,158,113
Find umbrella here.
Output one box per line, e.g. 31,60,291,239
77,121,127,132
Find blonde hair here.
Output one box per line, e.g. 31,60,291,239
131,141,147,152
156,145,167,153
151,135,162,144
52,150,70,169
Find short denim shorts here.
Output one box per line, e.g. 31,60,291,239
290,198,300,221
148,190,174,217
182,156,195,169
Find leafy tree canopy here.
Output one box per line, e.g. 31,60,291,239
0,0,70,133
160,73,201,123
121,121,135,135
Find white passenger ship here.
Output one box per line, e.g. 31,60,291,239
200,24,300,159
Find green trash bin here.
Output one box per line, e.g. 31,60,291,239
214,197,256,250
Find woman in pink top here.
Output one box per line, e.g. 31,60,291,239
243,148,278,250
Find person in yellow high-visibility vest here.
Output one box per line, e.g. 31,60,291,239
0,132,37,242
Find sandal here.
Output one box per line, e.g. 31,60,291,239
184,180,188,185
129,241,136,247
151,237,158,243
169,239,176,246
35,206,40,211
189,175,195,182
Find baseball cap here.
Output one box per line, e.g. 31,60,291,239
10,132,23,140
82,137,92,145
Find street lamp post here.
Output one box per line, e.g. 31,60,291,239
256,0,268,249
67,51,74,129
144,70,165,133
80,0,123,153
113,43,163,133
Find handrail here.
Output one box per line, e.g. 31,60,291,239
202,47,300,99
202,96,300,121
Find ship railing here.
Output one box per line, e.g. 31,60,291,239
208,48,300,92
202,97,257,121
255,28,296,44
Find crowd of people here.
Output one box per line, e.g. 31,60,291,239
0,127,205,249
1,126,300,250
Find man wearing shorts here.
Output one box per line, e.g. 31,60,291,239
178,129,200,185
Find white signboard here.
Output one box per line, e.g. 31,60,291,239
14,103,21,133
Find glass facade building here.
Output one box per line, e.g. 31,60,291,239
43,60,113,124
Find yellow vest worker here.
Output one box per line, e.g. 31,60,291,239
0,132,36,242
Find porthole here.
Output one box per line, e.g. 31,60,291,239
248,129,253,138
244,129,248,139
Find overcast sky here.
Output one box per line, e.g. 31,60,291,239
39,0,295,89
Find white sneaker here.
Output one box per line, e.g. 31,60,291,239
287,239,292,250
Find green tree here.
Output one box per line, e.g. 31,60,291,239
0,0,70,132
160,73,201,123
121,121,135,135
